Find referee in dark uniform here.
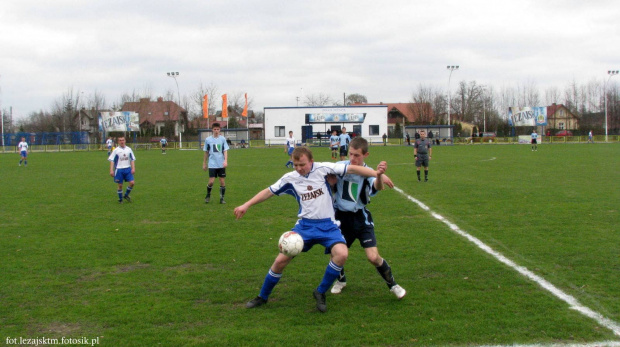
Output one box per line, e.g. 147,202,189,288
414,130,432,182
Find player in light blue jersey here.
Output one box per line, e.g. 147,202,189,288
338,127,351,160
235,146,384,312
328,137,406,299
203,123,229,204
284,131,296,168
160,137,168,154
108,136,136,203
329,130,340,160
531,129,538,151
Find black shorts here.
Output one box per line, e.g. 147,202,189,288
208,168,226,178
335,209,377,248
161,143,167,147
531,139,537,144
339,146,348,157
415,155,429,167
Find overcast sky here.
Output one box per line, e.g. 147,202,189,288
1,0,618,120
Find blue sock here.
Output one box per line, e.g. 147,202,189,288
117,190,123,201
317,261,342,294
259,269,282,300
125,186,133,197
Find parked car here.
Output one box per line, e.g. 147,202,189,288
481,132,496,138
555,130,573,136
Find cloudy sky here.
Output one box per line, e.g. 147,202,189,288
1,0,618,119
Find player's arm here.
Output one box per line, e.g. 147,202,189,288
202,150,209,171
346,162,383,178
234,188,275,219
223,149,228,168
109,160,115,177
130,159,136,174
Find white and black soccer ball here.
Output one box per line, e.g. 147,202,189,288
278,231,304,257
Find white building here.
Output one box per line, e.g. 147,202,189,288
264,105,388,144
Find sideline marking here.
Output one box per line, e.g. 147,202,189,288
481,157,496,161
393,186,620,338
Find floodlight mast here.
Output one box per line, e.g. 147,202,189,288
605,70,618,142
446,65,459,127
167,72,182,148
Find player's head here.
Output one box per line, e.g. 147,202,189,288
21,137,26,141
292,147,313,175
332,130,337,135
419,130,426,138
212,123,221,136
117,136,126,147
348,137,370,166
342,127,347,133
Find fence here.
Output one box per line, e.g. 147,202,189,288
1,135,618,153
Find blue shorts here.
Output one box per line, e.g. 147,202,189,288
292,218,345,254
20,151,27,158
114,167,134,183
287,147,294,156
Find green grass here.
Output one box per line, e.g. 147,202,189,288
1,143,619,346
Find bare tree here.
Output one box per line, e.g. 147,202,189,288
345,93,367,105
304,93,335,106
191,82,219,120
410,84,436,124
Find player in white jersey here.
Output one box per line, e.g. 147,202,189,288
284,131,296,168
235,146,385,312
329,130,340,160
203,123,229,204
108,136,136,203
531,129,538,151
339,127,351,160
18,137,29,166
328,137,406,299
106,137,114,156
160,137,168,154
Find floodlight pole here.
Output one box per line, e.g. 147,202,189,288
446,65,459,128
167,71,182,148
605,70,618,142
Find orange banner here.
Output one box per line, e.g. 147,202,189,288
202,95,209,119
242,93,248,117
221,94,228,118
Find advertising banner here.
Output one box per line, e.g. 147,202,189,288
508,107,547,127
305,109,366,123
99,112,140,132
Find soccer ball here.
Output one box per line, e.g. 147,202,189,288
278,231,304,257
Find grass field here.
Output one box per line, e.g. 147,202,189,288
1,143,619,346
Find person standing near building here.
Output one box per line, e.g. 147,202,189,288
339,127,351,160
160,137,168,154
203,123,229,204
285,131,296,168
382,133,387,146
106,137,114,156
329,130,340,160
531,129,538,151
414,130,432,182
18,137,28,166
329,137,406,299
235,146,384,312
405,132,410,146
588,130,594,143
108,136,136,203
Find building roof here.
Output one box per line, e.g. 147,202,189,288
353,102,434,124
121,97,186,124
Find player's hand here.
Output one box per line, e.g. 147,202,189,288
109,171,114,177
234,205,248,219
131,168,135,174
202,163,207,171
376,161,387,175
382,175,395,189
223,161,228,168
326,174,338,188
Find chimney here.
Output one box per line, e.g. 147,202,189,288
157,97,164,102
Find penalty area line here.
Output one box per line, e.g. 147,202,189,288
393,186,620,338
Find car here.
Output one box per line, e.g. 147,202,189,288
555,130,573,136
481,132,496,138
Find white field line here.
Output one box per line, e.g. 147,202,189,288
393,186,620,338
480,342,620,347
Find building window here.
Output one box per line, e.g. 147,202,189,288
369,125,379,136
275,126,285,137
559,122,565,130
352,125,361,136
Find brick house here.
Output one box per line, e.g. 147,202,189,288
121,97,187,137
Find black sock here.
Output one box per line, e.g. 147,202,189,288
220,186,226,198
424,170,428,179
207,184,213,196
417,171,421,180
338,269,346,282
376,259,396,288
